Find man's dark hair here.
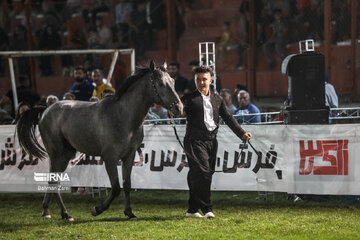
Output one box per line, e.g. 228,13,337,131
75,66,85,73
194,65,212,74
220,88,233,96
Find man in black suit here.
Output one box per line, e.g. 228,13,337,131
181,65,252,219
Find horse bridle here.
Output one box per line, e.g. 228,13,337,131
150,71,179,112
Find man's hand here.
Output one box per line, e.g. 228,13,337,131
242,132,252,141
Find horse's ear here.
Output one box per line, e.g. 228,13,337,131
162,61,167,70
150,60,155,71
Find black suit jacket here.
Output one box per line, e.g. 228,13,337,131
181,90,245,140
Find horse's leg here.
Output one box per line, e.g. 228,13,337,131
46,149,75,221
122,151,137,220
92,158,120,216
42,192,52,218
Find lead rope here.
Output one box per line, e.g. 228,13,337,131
169,115,248,173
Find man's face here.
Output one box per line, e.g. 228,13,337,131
220,91,231,106
92,70,103,86
74,69,85,83
195,72,212,95
168,65,178,78
238,92,250,108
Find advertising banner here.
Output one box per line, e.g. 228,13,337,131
0,124,359,194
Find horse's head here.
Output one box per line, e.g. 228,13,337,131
149,60,183,117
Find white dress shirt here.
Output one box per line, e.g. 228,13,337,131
200,91,217,131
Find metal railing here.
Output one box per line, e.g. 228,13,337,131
144,107,360,125
330,107,360,121
144,112,283,125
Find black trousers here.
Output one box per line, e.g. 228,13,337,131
184,136,218,214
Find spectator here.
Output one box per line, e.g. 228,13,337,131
69,66,94,101
41,1,62,32
174,0,186,49
151,104,168,119
146,0,166,31
128,2,151,62
234,90,261,124
0,75,40,118
236,1,250,70
262,8,288,70
83,0,110,25
71,27,88,49
12,101,31,124
114,0,132,34
62,0,81,21
217,21,235,62
220,89,237,114
95,16,112,48
11,25,29,76
38,24,62,76
92,69,115,100
61,28,87,77
46,95,59,107
325,71,338,108
233,84,247,107
168,61,188,95
63,92,75,100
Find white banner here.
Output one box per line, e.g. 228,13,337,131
0,124,359,194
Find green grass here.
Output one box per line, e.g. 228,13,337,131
0,191,359,240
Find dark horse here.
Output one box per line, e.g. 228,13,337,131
16,61,183,221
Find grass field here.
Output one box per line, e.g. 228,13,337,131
0,190,359,240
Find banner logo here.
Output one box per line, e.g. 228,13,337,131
299,140,348,175
34,172,70,182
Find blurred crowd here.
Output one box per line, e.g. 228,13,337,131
0,0,346,125
0,0,187,77
223,0,353,70
0,60,263,125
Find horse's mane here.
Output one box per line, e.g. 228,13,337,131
114,66,152,101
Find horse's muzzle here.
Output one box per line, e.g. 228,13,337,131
169,101,183,117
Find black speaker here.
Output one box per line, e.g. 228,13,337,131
287,52,325,109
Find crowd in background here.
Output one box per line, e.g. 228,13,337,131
0,59,263,125
0,0,353,77
0,0,187,77
0,0,347,125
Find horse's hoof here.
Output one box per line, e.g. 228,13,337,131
128,216,138,221
61,213,74,222
92,206,101,216
42,214,51,219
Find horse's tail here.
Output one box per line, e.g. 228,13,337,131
16,106,47,159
